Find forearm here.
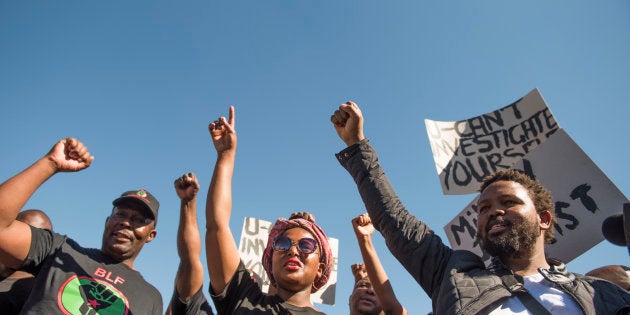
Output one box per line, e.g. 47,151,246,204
178,199,200,262
206,152,235,231
205,151,240,292
176,198,203,298
357,236,404,313
0,157,56,228
339,140,451,295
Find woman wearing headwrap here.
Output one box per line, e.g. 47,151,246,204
205,106,333,315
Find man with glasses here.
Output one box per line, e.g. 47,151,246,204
0,137,162,314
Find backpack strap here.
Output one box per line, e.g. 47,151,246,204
499,273,552,315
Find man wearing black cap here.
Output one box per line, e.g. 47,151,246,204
0,137,162,314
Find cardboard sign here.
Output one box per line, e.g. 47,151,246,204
444,129,628,263
425,88,560,195
238,216,339,305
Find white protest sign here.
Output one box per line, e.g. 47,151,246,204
425,88,560,195
444,129,628,263
238,216,339,305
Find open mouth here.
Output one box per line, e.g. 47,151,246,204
112,230,133,242
487,221,509,236
284,258,303,271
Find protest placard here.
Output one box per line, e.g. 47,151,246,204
444,129,627,263
238,216,339,305
425,88,560,195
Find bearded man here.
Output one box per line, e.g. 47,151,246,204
331,101,630,314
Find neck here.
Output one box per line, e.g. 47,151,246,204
502,241,549,277
275,286,315,309
100,248,136,270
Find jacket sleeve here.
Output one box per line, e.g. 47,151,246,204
337,139,453,296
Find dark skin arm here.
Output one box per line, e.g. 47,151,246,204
205,106,241,294
0,138,93,269
166,173,203,315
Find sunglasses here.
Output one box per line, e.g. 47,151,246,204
272,236,318,254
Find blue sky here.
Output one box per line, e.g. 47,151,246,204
1,1,629,313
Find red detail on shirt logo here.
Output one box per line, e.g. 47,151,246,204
94,267,126,285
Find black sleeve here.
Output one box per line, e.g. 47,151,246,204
337,139,454,296
20,226,65,276
171,286,214,315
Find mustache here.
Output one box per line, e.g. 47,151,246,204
487,218,511,231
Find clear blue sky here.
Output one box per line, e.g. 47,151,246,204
1,1,629,314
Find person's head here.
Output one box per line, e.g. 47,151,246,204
349,263,383,315
586,265,630,291
0,209,53,277
475,169,555,260
602,202,630,248
262,212,332,295
101,189,159,264
16,209,53,230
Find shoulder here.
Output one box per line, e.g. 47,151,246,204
281,303,326,315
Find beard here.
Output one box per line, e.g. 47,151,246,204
478,217,539,259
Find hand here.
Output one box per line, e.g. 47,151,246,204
289,211,316,223
47,137,94,172
208,106,237,154
351,263,368,282
174,173,200,202
352,213,375,238
330,101,365,147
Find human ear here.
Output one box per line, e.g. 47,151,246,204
317,262,325,279
539,211,552,229
145,230,157,243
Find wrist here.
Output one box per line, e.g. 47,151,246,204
181,198,196,207
45,156,60,173
355,234,371,243
217,150,236,160
344,135,364,147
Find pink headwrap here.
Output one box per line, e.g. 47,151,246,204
262,215,333,293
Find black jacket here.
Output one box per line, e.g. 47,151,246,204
337,139,630,315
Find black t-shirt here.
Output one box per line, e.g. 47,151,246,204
210,261,325,315
0,276,36,314
170,286,214,315
19,226,163,314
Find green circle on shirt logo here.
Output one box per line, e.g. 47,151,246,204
59,276,128,315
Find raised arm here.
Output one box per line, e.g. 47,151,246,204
0,137,93,269
172,173,203,302
332,102,454,297
205,106,241,294
353,213,407,315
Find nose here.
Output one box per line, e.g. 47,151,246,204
480,203,505,218
488,206,505,218
286,243,300,257
111,215,132,227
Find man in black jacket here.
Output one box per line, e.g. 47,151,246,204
331,101,630,314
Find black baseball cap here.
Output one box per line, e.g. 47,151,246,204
603,212,625,246
112,189,159,224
